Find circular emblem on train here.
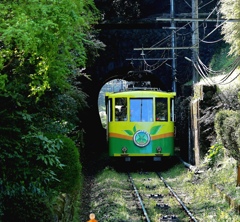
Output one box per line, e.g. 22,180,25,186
133,130,151,147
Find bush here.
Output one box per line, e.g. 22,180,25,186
205,143,224,167
2,192,54,222
215,110,240,161
49,134,82,194
0,133,82,221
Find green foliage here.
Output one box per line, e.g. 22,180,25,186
0,110,85,220
35,88,88,135
0,88,85,220
1,131,64,195
0,0,103,220
205,143,224,167
215,110,240,161
0,74,7,90
209,44,236,71
2,193,54,222
0,0,101,98
220,0,240,56
48,134,82,194
0,130,65,221
199,84,240,156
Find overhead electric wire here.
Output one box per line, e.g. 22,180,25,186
133,0,239,84
193,58,236,109
197,55,239,75
143,58,169,71
199,0,216,10
145,0,224,54
175,0,220,39
197,56,240,85
142,48,171,71
179,0,239,105
194,62,213,86
184,0,191,9
190,19,227,50
188,9,240,87
217,72,240,85
199,37,224,44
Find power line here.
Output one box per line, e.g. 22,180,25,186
130,0,239,89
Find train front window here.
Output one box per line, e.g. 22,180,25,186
130,98,153,122
115,98,127,121
156,98,168,121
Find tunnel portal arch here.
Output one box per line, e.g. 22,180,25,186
79,65,170,162
97,70,168,129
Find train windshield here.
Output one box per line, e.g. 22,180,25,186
130,98,153,122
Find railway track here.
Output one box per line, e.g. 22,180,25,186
128,171,198,222
81,160,240,221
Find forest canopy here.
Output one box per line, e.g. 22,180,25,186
0,0,100,97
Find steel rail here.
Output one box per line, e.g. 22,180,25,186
128,173,151,222
156,172,198,222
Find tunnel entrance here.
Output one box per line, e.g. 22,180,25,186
98,79,128,128
79,70,167,174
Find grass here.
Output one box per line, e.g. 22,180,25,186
88,167,142,221
83,155,240,222
161,156,240,221
129,171,190,221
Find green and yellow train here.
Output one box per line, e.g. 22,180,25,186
105,88,176,161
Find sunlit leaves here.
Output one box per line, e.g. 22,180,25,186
0,74,7,91
0,1,101,218
220,0,240,56
0,0,100,97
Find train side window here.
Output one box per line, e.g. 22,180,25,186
130,98,153,122
115,98,127,121
156,98,168,121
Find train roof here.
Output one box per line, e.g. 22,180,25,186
106,88,176,98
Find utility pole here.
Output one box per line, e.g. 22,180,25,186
132,1,238,165
192,0,199,84
170,0,177,93
191,0,200,166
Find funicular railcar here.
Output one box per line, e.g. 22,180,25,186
105,84,176,161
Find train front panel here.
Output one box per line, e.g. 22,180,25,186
108,121,174,157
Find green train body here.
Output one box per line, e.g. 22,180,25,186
105,89,176,161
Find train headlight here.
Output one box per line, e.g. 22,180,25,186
156,146,162,153
122,147,127,153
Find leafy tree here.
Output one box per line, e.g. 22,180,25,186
0,0,101,97
220,0,240,56
0,0,104,220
